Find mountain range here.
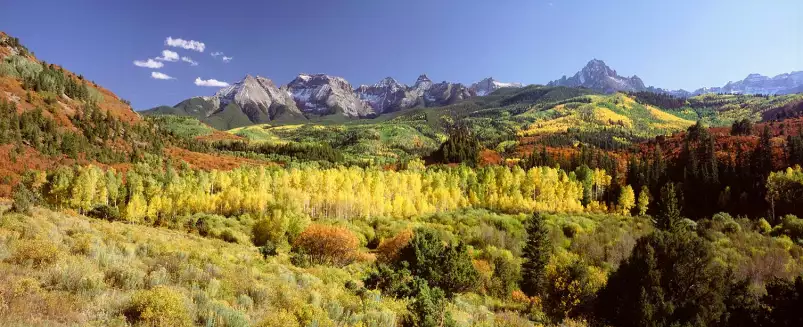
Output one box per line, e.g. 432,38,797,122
144,74,522,129
548,59,803,97
146,59,803,129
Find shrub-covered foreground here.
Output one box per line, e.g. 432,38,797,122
0,203,404,326
2,200,803,326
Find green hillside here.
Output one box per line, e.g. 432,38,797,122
630,91,803,126
142,100,255,130
222,87,696,160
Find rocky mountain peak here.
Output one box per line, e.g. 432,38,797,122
214,74,301,123
355,77,417,114
374,77,407,91
470,77,523,96
412,74,434,96
548,59,646,93
286,73,375,117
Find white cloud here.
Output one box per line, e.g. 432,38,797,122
157,50,179,62
181,56,199,66
133,58,163,69
194,77,229,87
151,72,175,80
211,52,232,63
165,37,205,52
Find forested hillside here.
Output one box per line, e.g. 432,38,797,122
2,33,803,327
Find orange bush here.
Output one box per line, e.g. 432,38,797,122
376,229,413,263
292,224,359,267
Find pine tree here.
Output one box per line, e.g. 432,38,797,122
655,183,681,230
520,212,550,297
597,230,728,327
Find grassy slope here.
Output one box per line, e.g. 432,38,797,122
0,203,404,326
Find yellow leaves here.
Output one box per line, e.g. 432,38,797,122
9,239,61,267
594,107,632,127
49,164,608,227
617,185,636,215
127,286,192,327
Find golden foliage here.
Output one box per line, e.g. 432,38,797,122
9,239,61,267
126,286,191,327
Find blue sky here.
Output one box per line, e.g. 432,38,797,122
1,0,801,109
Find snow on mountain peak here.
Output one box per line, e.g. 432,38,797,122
469,77,522,96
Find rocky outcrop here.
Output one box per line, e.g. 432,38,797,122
548,59,646,93
286,74,375,117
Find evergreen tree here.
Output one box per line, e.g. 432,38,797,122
596,230,728,327
11,184,36,215
520,212,550,297
403,280,456,327
760,276,803,327
392,228,479,297
655,183,681,230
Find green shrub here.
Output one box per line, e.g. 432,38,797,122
403,280,456,327
11,184,36,215
259,242,278,258
756,218,772,234
219,228,241,243
126,286,191,327
562,223,582,238
723,221,741,234
46,257,106,295
200,301,249,327
775,215,803,243
105,264,146,290
146,266,170,288
0,61,18,77
252,216,284,246
369,228,479,298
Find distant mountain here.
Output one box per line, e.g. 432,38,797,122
549,59,803,97
652,71,803,98
421,78,474,106
469,77,523,96
354,77,420,114
286,74,375,118
142,75,305,130
548,59,646,93
148,73,487,128
711,72,803,95
354,74,483,113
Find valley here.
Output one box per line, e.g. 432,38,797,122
1,28,803,327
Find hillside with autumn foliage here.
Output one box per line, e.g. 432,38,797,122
0,32,268,196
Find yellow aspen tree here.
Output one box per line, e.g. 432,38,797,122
618,185,636,215
637,186,650,216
